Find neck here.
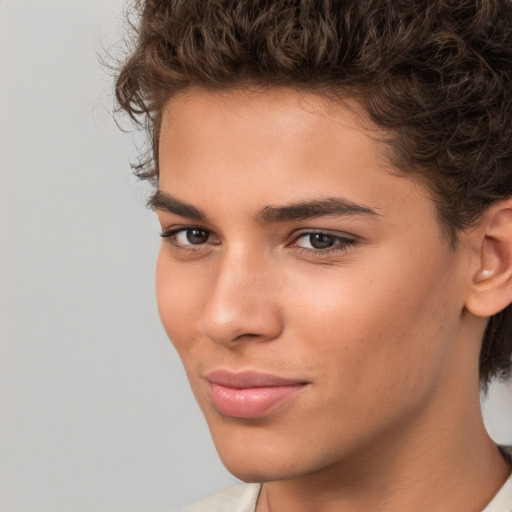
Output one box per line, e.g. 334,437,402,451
256,377,510,512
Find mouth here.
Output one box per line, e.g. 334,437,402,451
205,370,308,419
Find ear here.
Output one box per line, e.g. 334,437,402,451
465,199,512,317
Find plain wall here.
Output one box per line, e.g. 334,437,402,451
1,1,511,511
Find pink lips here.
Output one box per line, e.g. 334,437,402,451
205,370,307,419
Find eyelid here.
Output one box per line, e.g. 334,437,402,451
290,228,356,243
288,229,357,253
160,225,209,237
160,226,219,247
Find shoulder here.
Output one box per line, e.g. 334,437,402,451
179,483,262,512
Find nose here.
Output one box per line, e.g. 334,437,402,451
199,251,283,347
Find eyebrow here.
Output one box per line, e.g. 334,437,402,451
149,190,380,223
149,190,206,221
255,197,380,223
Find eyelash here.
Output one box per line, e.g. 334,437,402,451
159,227,356,256
291,231,356,256
160,227,218,251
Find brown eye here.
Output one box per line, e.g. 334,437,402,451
308,233,336,249
160,227,213,246
185,228,209,245
292,231,356,254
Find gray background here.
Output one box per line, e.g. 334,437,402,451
0,1,511,511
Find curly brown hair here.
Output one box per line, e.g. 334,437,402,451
115,0,512,384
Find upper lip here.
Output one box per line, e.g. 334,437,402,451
205,369,307,389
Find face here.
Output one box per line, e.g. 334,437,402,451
154,88,474,482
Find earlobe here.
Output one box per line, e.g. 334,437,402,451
465,201,512,317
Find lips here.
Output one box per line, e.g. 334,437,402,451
205,370,308,419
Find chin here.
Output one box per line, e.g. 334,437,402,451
223,464,277,484
210,426,324,484
220,453,304,484
211,434,284,482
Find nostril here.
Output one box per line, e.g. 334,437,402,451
232,332,261,341
201,308,283,346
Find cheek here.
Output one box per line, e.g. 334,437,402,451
285,248,462,396
155,251,203,351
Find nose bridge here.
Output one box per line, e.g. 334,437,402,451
200,245,282,345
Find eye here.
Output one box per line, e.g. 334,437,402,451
298,233,337,250
291,231,356,253
176,228,210,245
160,227,215,246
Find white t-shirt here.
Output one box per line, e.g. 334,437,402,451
179,448,512,512
179,483,260,512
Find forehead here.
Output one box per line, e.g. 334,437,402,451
160,87,380,155
161,89,386,179
157,87,437,235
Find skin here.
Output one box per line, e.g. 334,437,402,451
154,87,510,512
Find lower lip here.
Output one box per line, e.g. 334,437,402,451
208,382,306,419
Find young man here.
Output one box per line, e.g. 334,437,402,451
115,1,512,510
